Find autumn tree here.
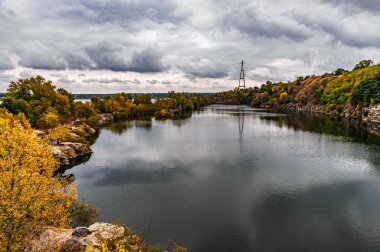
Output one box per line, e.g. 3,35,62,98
0,109,76,252
133,94,152,105
5,76,72,126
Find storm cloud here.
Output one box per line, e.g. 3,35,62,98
0,0,379,92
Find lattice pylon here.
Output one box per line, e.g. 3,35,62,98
238,60,245,89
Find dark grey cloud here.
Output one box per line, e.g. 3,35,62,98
83,77,126,84
224,6,311,42
85,42,128,71
147,79,160,84
57,0,184,27
131,78,141,85
17,45,66,70
65,53,93,70
0,52,14,70
162,80,172,85
82,77,143,85
128,49,165,73
292,12,380,48
182,59,229,79
320,0,380,13
57,77,76,84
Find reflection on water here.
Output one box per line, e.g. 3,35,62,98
65,105,380,251
260,111,380,144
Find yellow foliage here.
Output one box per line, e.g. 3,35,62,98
0,110,76,251
279,92,288,100
38,111,60,129
45,125,84,144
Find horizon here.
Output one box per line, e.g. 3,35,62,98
1,0,380,93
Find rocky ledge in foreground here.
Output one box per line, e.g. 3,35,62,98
30,222,127,251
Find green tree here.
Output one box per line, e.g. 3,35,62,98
354,60,373,70
334,68,348,76
0,97,29,116
350,73,380,106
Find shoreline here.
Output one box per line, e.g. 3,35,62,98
52,103,380,169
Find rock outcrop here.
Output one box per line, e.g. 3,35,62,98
52,142,92,167
29,222,125,251
99,113,114,125
363,104,380,123
42,114,114,168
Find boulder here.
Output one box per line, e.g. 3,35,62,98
72,227,92,237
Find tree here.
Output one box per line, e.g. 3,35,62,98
0,109,76,251
353,60,373,70
334,68,348,76
0,97,29,117
75,102,98,119
133,94,152,105
350,73,380,106
6,76,72,125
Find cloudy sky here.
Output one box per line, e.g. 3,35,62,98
0,0,380,93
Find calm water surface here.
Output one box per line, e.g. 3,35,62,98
65,105,380,251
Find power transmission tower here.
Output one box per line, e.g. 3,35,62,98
238,60,246,89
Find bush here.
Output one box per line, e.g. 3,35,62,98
155,109,174,120
134,94,152,105
37,111,60,129
83,114,101,130
350,73,380,106
0,96,29,116
69,200,99,227
75,102,98,119
45,125,85,144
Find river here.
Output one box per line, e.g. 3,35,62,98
64,105,380,251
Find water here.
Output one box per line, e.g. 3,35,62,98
65,105,380,251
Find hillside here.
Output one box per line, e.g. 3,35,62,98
217,61,380,121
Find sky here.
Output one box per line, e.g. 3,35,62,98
0,0,380,93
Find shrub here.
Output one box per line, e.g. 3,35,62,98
37,111,60,129
45,125,85,144
350,73,380,106
69,200,99,227
0,96,30,116
75,102,98,119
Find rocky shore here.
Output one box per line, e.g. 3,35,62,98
29,222,126,251
283,103,380,133
37,113,114,168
